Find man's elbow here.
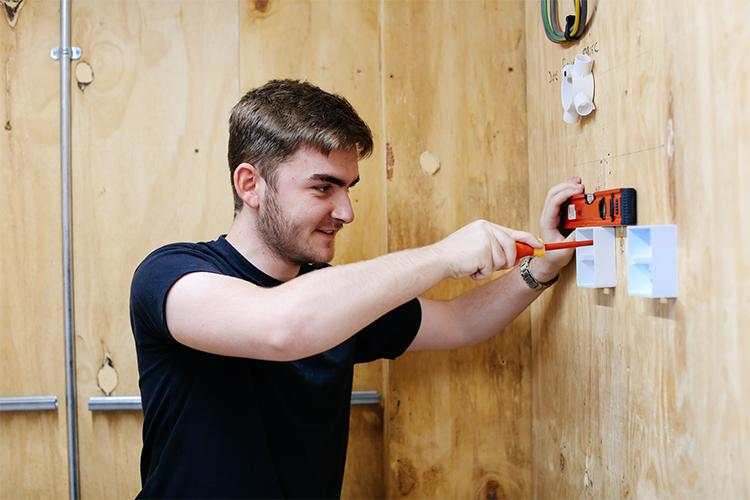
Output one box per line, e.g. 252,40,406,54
261,318,315,362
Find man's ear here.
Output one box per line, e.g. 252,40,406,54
233,162,265,209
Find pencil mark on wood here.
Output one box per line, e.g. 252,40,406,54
574,144,665,167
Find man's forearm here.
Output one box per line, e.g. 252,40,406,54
411,265,546,351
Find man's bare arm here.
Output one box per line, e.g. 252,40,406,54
166,220,543,361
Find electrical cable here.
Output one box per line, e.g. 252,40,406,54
548,0,565,39
541,0,587,44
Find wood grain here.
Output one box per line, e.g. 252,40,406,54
0,2,69,497
383,1,531,498
526,0,750,497
69,1,238,497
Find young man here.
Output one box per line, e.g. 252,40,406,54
130,79,584,499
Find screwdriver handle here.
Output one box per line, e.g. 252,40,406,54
516,242,546,259
516,239,594,259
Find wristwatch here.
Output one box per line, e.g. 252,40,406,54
519,256,559,291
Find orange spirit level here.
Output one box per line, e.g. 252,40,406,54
560,188,636,234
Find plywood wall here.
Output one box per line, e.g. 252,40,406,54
525,0,750,497
0,2,69,497
383,1,531,498
69,1,239,497
12,1,748,499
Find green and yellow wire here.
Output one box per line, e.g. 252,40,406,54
541,0,587,44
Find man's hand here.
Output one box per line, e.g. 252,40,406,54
532,176,585,282
431,220,543,281
408,177,585,353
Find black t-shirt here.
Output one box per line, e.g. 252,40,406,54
130,237,421,499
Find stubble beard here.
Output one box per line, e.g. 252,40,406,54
255,188,335,267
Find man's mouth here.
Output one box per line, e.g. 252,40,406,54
316,226,342,237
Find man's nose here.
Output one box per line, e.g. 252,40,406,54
331,192,355,224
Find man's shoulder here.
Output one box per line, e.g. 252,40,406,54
137,238,227,272
144,239,220,260
130,239,231,344
131,239,230,295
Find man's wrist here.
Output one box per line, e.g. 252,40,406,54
528,256,560,283
519,257,557,292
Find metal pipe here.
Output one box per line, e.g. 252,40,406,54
0,396,59,412
86,391,382,412
59,0,80,498
88,396,143,411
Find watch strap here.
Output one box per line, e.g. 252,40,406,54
519,256,559,291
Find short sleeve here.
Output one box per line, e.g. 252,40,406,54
130,244,225,344
353,298,422,363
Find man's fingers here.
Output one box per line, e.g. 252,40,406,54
488,225,543,270
489,225,541,250
543,177,584,205
544,184,584,215
444,220,551,280
540,179,585,233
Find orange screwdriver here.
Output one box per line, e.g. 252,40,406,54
516,239,593,258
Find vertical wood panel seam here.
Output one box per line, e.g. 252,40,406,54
521,3,537,498
379,0,388,256
378,1,391,498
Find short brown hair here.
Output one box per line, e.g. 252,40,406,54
228,79,373,213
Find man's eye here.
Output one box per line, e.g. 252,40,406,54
314,185,330,193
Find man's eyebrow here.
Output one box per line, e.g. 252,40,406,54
309,174,360,188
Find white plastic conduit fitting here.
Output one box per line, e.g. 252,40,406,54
561,54,595,124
